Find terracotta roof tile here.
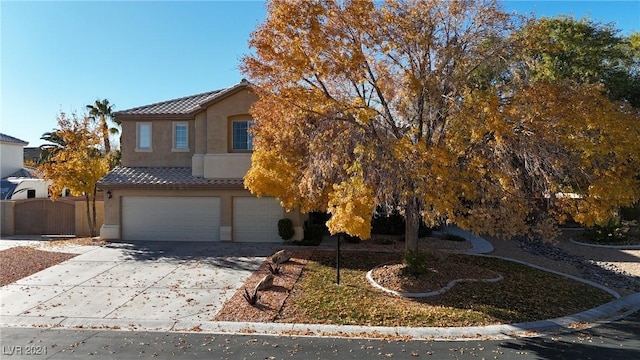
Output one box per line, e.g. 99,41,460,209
114,90,223,116
114,79,251,118
98,167,244,190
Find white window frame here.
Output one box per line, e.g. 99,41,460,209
172,122,189,152
136,122,152,152
231,119,255,152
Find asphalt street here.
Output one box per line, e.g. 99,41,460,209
1,310,639,360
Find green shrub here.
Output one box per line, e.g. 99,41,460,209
278,218,295,241
403,250,433,276
582,222,628,243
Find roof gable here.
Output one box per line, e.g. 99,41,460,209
115,80,251,119
0,133,28,145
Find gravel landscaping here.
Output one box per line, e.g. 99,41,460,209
0,246,76,286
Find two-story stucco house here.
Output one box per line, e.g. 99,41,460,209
98,80,306,242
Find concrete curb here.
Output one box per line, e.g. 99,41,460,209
569,238,640,250
3,293,639,341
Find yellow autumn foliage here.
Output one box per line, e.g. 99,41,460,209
326,174,376,240
242,0,640,248
38,112,110,237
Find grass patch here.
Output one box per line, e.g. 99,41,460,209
274,250,614,327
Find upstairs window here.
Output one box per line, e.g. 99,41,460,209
136,123,152,151
232,120,255,151
173,122,188,151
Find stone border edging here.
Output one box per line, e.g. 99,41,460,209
365,262,503,298
569,238,640,250
472,254,621,298
366,253,621,299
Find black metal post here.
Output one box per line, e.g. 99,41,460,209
336,233,341,285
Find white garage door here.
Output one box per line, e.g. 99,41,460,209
233,197,284,242
122,197,220,241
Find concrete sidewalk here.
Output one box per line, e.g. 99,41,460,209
1,235,639,340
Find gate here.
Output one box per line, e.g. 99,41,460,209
14,199,75,235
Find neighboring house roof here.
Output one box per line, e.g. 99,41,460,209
97,167,244,190
0,133,28,145
3,167,41,179
114,79,251,119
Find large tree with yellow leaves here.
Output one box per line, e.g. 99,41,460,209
242,0,640,251
38,112,110,237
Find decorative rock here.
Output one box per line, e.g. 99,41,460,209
271,250,291,264
519,238,640,292
255,274,275,291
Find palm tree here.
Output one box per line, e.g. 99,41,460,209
38,130,66,164
86,99,119,154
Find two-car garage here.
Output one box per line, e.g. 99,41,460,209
121,196,283,242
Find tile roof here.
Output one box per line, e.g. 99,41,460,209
3,167,41,179
114,90,224,117
97,167,244,190
0,133,28,145
114,79,251,118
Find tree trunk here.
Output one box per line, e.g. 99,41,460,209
404,197,420,252
102,116,111,154
85,190,97,238
91,186,98,237
84,194,92,237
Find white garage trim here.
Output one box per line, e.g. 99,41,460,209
233,197,284,242
122,196,220,241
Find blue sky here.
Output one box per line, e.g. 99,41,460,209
1,1,638,148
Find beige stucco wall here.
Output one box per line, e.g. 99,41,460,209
121,120,195,167
206,89,258,154
120,88,257,173
202,154,252,179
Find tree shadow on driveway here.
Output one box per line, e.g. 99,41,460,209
103,241,283,272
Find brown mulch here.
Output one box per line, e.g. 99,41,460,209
369,261,500,293
0,246,77,286
213,249,310,322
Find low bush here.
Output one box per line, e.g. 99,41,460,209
278,218,295,241
403,249,434,276
581,222,627,243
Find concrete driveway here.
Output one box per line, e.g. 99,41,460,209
0,240,281,331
